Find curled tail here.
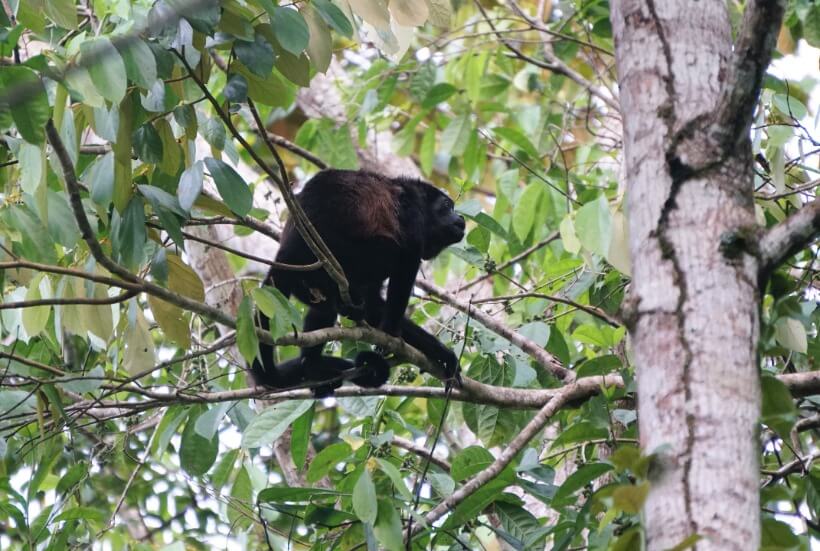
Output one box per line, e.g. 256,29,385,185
250,297,391,398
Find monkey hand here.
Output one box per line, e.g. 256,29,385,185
351,351,391,388
426,345,461,385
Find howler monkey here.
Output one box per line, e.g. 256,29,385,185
251,169,466,397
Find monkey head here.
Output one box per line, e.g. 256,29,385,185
421,185,466,260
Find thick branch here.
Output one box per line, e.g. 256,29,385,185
713,0,785,150
759,200,820,275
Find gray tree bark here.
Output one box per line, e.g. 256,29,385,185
610,1,785,548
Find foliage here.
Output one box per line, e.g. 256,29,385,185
0,0,817,549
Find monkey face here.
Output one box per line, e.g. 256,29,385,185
421,189,466,259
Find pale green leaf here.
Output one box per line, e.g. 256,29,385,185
21,274,50,336
575,195,612,257
774,317,807,354
606,207,631,275
236,296,259,364
242,400,314,448
512,183,542,241
81,37,128,104
352,469,378,525
123,310,156,376
440,113,471,157
389,0,428,26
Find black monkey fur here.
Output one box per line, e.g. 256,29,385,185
251,169,466,397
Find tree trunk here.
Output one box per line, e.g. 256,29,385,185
611,1,769,548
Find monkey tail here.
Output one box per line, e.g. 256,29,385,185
250,310,392,398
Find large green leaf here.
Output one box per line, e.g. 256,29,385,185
271,7,310,55
0,66,49,144
116,38,158,89
204,157,253,216
242,400,314,448
80,37,128,104
352,469,377,525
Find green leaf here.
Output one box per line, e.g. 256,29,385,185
234,63,297,107
303,6,332,73
180,408,219,476
241,400,314,448
421,82,457,108
493,127,539,159
44,0,77,29
804,5,820,47
419,124,436,176
773,317,807,353
81,37,128,104
313,121,359,169
18,142,44,195
559,213,581,254
493,502,544,549
307,442,353,483
512,183,543,241
409,61,436,101
166,254,206,302
155,118,181,175
252,286,302,339
313,0,353,37
236,296,259,363
451,446,494,481
85,152,115,206
166,0,220,34
607,208,631,275
22,274,50,336
440,113,471,156
133,123,163,164
177,161,204,212
45,191,80,248
116,197,147,269
388,0,428,26
375,458,413,500
123,309,155,375
612,482,649,514
552,462,613,503
761,374,797,437
194,403,232,439
228,466,252,528
0,66,49,144
234,35,275,78
290,404,314,468
352,469,378,525
147,295,190,349
113,94,134,211
52,507,106,523
116,39,158,89
575,194,612,256
271,7,310,55
56,463,88,494
224,73,249,103
204,157,254,216
761,518,801,547
772,93,808,121
374,499,403,551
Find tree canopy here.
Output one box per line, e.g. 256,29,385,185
0,0,819,549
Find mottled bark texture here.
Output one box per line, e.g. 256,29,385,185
610,0,784,549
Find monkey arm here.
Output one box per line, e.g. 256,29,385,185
380,258,421,336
